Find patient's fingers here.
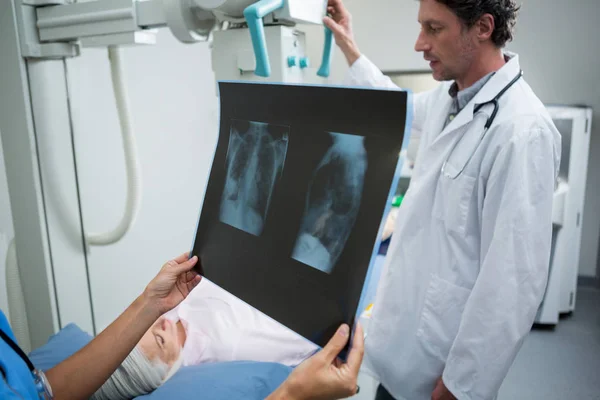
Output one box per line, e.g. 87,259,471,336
334,358,343,368
184,270,199,283
186,275,202,293
347,322,364,376
321,324,350,364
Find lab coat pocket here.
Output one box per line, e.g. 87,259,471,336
432,167,477,235
416,274,471,362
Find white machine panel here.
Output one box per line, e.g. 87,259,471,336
535,105,592,325
551,106,592,314
193,0,230,8
275,0,328,25
193,0,327,24
212,25,328,84
204,0,256,17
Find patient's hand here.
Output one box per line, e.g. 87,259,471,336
144,252,201,317
268,323,364,400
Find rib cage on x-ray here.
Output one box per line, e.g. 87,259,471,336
292,132,368,273
220,119,289,236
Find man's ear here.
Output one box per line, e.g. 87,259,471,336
477,13,495,42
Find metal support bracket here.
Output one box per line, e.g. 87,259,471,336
16,2,80,59
17,0,163,59
22,0,69,6
36,0,139,42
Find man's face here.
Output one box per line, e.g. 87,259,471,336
138,317,182,367
415,0,479,82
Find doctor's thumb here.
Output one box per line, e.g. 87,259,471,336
321,324,350,362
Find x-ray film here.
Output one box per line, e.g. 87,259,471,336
220,119,289,236
292,132,367,274
191,82,412,350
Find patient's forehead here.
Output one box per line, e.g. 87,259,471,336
139,329,161,361
137,321,182,366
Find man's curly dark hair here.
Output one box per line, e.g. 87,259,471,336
435,0,521,47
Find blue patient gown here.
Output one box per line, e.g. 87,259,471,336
0,310,39,399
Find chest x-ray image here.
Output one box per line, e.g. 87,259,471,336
292,132,367,274
191,82,411,349
220,119,289,236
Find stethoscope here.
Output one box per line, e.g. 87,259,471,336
0,328,54,399
441,69,524,179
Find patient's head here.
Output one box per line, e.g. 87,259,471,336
91,317,184,400
138,317,183,367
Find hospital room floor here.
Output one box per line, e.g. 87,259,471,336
351,285,600,400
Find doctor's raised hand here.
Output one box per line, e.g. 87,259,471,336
323,0,361,66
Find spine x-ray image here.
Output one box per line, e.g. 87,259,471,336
292,132,368,273
220,119,289,236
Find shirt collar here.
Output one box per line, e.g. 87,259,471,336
448,52,514,110
448,72,494,111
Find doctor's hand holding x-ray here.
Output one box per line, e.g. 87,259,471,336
326,0,561,399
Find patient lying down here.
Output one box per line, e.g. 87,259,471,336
91,279,319,400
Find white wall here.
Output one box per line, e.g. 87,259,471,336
0,133,15,319
333,0,600,278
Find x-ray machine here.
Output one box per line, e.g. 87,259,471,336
0,0,333,350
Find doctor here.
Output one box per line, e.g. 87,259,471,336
324,0,561,399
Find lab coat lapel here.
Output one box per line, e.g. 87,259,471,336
434,102,476,145
428,95,454,143
471,52,521,107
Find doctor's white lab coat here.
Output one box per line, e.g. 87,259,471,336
346,53,561,400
